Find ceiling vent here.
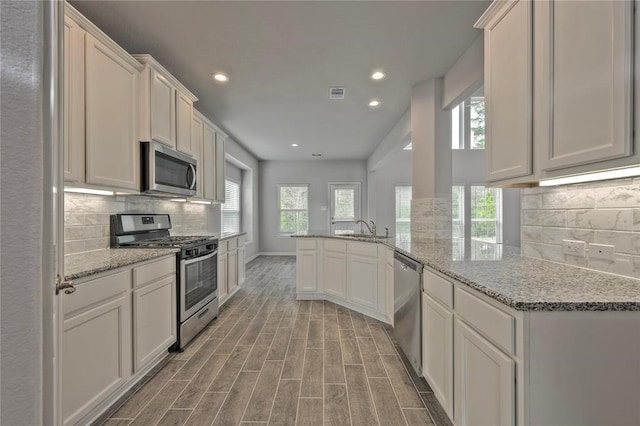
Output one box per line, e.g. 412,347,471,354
311,153,322,157
329,87,346,100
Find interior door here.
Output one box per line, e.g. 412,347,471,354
329,183,361,235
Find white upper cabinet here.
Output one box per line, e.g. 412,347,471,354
65,5,144,192
84,33,141,191
476,0,533,182
149,70,175,148
537,0,633,171
197,109,227,203
477,0,636,185
63,15,85,183
192,113,204,199
134,54,197,155
176,91,194,155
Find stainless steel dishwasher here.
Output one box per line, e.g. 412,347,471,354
393,252,423,376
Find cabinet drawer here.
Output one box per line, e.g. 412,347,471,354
65,270,131,316
219,240,228,254
324,239,347,254
297,239,316,251
423,269,453,309
133,256,175,289
227,238,238,251
349,241,378,258
455,287,515,355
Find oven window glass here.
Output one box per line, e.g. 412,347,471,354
183,253,217,314
156,151,192,189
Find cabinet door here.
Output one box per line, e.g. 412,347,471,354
85,33,139,191
175,91,194,155
218,252,228,301
133,275,176,372
324,252,347,299
63,15,85,183
237,245,246,285
347,254,378,309
484,0,533,181
203,124,216,200
192,114,204,199
62,294,131,425
422,293,453,417
539,0,633,171
150,70,175,148
214,133,226,203
296,249,318,292
228,249,238,294
454,319,515,426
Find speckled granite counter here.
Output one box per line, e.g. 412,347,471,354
220,232,247,241
293,232,640,311
65,248,179,281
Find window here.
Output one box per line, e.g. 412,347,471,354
221,179,240,235
452,185,502,243
471,186,502,243
395,185,412,247
278,184,309,235
452,186,464,239
452,91,485,150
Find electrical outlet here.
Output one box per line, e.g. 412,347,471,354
588,243,615,261
562,240,586,257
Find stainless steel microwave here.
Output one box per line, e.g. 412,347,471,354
141,141,197,197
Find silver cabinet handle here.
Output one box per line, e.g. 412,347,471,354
56,275,76,295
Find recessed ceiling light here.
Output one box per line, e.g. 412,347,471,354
291,143,299,147
368,100,381,108
371,71,386,80
212,72,229,83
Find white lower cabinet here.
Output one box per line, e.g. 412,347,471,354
61,256,176,425
454,318,515,426
422,293,453,418
347,253,378,310
323,252,347,298
217,236,246,305
62,271,131,426
296,238,391,323
218,251,228,301
132,257,177,372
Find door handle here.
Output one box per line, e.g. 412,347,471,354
56,274,76,295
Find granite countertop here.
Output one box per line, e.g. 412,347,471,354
292,232,640,312
220,232,248,241
64,248,179,281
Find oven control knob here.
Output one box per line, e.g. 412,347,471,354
185,249,192,256
194,248,199,256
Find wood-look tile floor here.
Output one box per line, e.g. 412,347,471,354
100,256,452,426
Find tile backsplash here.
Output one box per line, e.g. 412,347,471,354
521,177,640,279
64,192,209,270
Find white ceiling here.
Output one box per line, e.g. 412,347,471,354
70,0,489,161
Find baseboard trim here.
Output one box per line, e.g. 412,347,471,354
297,292,391,324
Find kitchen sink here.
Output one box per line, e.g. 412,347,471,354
340,233,393,240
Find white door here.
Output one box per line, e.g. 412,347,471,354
329,183,361,235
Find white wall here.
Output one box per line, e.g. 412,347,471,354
208,138,260,260
259,160,367,253
367,150,412,236
442,35,484,110
1,1,47,423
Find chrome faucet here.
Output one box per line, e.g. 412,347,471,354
355,219,376,237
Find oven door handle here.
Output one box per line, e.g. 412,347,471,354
182,250,217,266
186,164,196,190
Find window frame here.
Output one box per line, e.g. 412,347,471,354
221,178,241,236
277,183,309,237
394,184,412,246
451,91,485,150
453,183,503,244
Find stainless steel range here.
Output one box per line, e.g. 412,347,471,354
111,214,218,350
